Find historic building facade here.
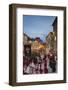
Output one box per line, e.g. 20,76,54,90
46,17,57,54
31,37,46,55
52,17,57,54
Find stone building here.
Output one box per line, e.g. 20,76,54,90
52,17,57,53
46,17,57,54
23,33,32,56
23,33,31,45
31,37,46,54
46,32,54,54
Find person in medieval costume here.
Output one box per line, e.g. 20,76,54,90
46,55,52,73
48,53,56,72
43,55,48,73
29,59,36,74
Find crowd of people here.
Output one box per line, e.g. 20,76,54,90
23,52,57,75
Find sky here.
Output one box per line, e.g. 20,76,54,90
23,15,56,42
